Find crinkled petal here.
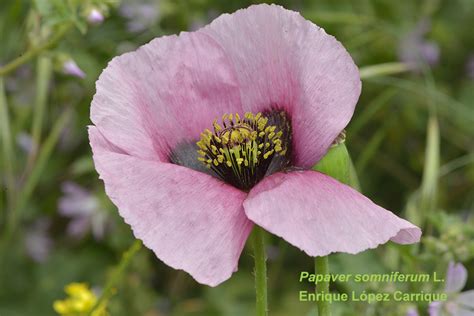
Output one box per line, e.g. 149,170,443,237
91,31,241,161
445,262,468,293
243,170,421,256
89,126,252,286
203,4,361,167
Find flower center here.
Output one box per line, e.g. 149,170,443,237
196,111,291,191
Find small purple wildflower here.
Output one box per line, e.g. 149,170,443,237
406,307,419,316
58,182,109,240
119,0,160,33
398,19,440,71
429,262,474,316
16,132,35,153
63,60,86,79
87,8,105,25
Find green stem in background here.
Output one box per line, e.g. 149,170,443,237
26,56,52,171
419,59,439,233
252,226,268,316
439,153,474,177
419,116,439,233
0,24,71,77
0,77,15,219
3,108,72,242
359,62,410,80
420,116,440,206
315,256,331,316
306,11,372,25
88,240,142,316
366,76,474,135
349,88,397,136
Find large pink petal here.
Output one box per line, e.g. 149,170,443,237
89,126,252,286
91,31,242,161
203,4,361,167
243,170,420,256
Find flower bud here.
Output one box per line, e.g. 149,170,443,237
313,131,360,189
87,8,105,25
63,60,86,78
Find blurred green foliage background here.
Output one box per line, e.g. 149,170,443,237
0,0,473,315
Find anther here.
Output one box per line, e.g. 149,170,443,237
196,111,290,190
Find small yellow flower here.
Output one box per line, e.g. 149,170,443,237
53,282,108,316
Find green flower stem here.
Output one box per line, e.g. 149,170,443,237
252,226,268,316
359,62,410,80
420,116,439,213
88,240,143,316
26,56,53,171
315,256,331,316
0,24,71,77
0,77,15,216
312,138,359,316
3,108,72,243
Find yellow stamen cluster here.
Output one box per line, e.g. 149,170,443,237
53,283,108,316
197,112,287,189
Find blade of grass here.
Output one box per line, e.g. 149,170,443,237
0,24,72,76
406,116,440,243
354,127,387,175
4,108,72,241
419,59,440,229
305,11,373,25
0,77,15,220
26,56,52,172
439,153,474,177
349,88,397,136
88,240,142,316
346,29,381,50
420,116,440,217
359,62,411,80
353,114,398,175
351,140,419,189
366,77,474,134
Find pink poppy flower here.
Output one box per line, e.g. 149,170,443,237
89,4,421,286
